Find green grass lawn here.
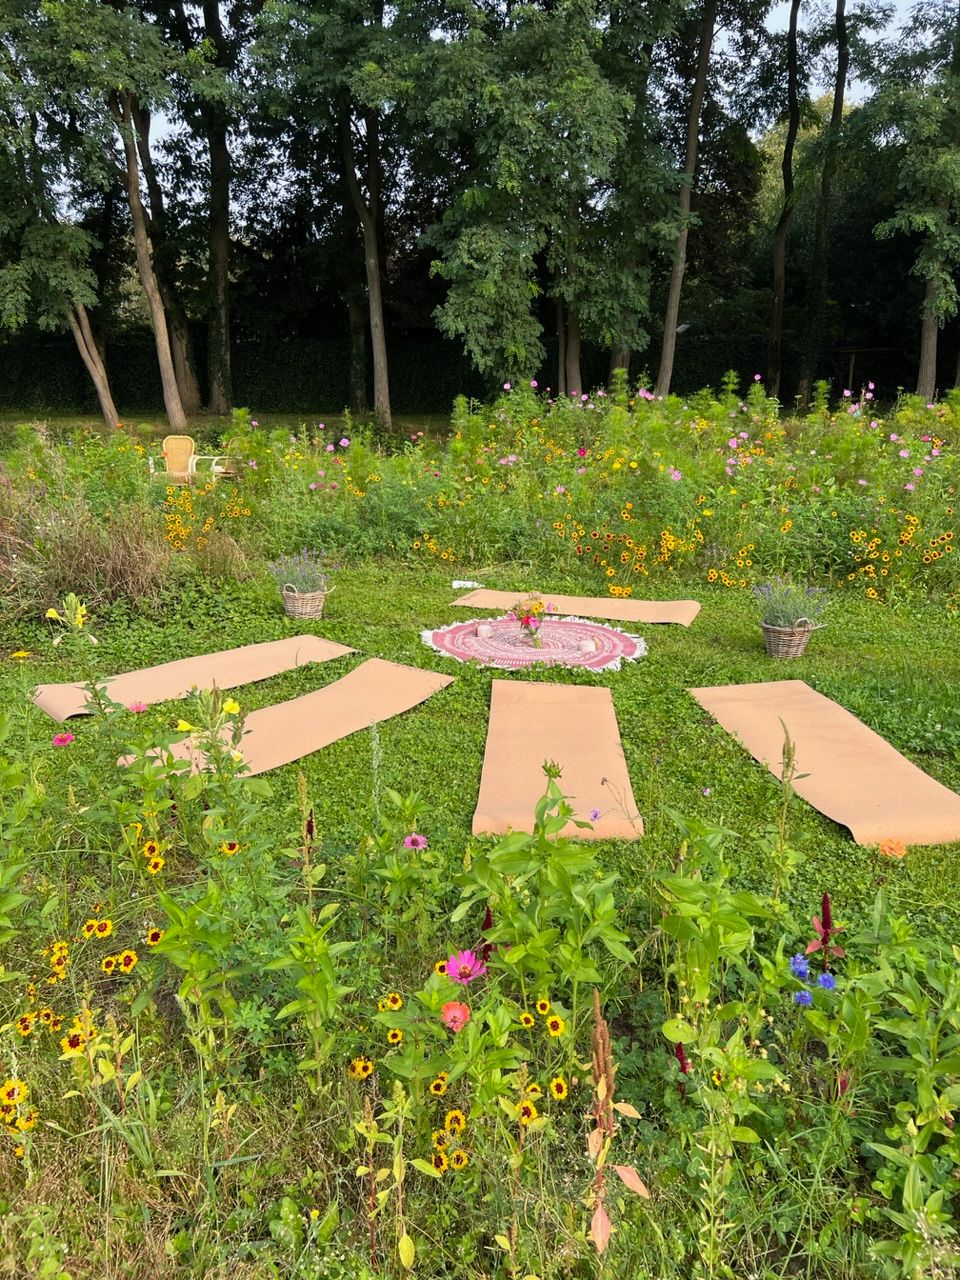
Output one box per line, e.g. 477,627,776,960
4,561,957,936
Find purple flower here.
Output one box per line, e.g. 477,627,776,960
554,485,566,494
789,954,810,980
247,459,258,469
913,467,923,476
898,449,910,458
589,808,601,821
794,989,813,1006
817,973,836,990
404,833,427,850
868,381,875,390
702,787,711,796
857,479,867,485
446,949,486,985
728,438,738,450
250,419,259,427
309,482,318,490
905,483,915,491
754,373,761,382
326,443,334,452
843,389,851,397
52,732,75,746
503,382,511,390
668,467,683,482
339,437,350,447
530,379,538,388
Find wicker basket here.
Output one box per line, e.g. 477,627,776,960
761,618,818,659
282,583,332,620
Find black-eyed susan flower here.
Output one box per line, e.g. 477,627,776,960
385,992,403,1011
145,928,164,947
347,1056,374,1081
431,1150,448,1173
37,1008,54,1027
710,1069,723,1088
82,919,99,939
60,1029,87,1058
428,1077,448,1097
48,1015,63,1032
535,998,551,1016
449,1149,469,1170
546,1015,565,1038
444,1109,466,1134
432,1129,449,1150
519,1011,535,1029
101,955,118,975
94,920,113,940
386,1028,404,1046
549,1077,568,1100
15,1014,34,1038
1,1080,27,1106
142,840,160,858
525,1083,542,1099
118,950,138,973
434,961,447,976
219,841,240,856
518,1100,538,1125
16,1108,38,1131
146,856,165,875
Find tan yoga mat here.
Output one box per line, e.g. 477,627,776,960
34,635,354,721
159,658,454,776
452,588,700,626
689,679,960,847
472,681,643,841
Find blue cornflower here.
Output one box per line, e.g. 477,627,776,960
817,973,836,990
794,989,813,1006
789,954,810,980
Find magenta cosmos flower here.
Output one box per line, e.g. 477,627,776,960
128,701,148,714
446,949,486,985
404,833,428,850
441,1001,470,1032
52,732,74,746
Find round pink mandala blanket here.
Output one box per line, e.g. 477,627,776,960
421,616,647,672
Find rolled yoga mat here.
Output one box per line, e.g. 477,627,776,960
34,635,355,721
472,680,643,841
688,678,960,847
452,588,700,627
158,658,454,776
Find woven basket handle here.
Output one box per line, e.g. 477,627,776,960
795,617,814,630
283,583,333,595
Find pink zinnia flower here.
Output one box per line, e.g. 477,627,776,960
577,447,586,457
446,949,486,985
404,833,428,850
441,1001,471,1032
128,701,148,713
52,732,74,746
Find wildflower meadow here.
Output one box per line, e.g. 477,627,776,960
0,376,959,1279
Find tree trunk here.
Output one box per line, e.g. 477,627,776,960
767,0,803,398
337,88,391,429
557,297,567,397
609,345,631,382
206,117,232,415
917,277,939,402
656,0,717,398
131,100,202,415
114,92,188,433
203,0,233,415
66,303,120,432
346,284,369,414
565,305,583,396
796,0,848,408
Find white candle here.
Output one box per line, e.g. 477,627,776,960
476,622,493,639
579,638,597,654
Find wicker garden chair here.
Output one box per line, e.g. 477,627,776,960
149,434,197,484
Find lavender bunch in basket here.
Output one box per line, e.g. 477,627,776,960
755,578,827,629
267,548,333,594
